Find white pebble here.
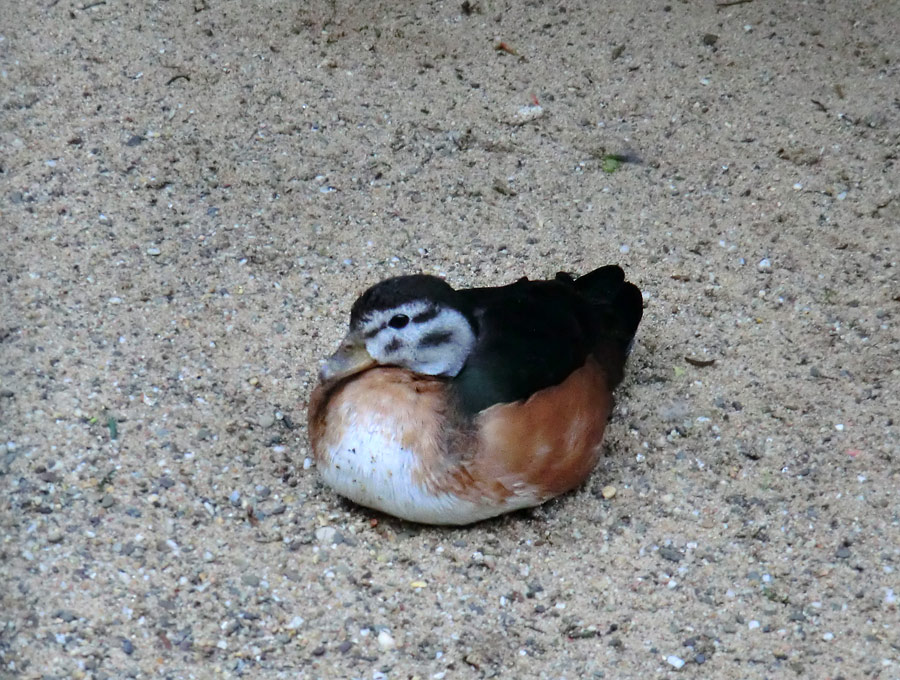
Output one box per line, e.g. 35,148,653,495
315,526,337,544
666,655,685,669
286,615,304,629
748,620,760,630
823,632,834,641
146,247,161,256
515,105,544,122
377,630,396,650
835,424,844,431
757,258,772,272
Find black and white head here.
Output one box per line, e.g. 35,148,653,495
319,275,477,383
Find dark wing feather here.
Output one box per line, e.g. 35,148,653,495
452,266,642,415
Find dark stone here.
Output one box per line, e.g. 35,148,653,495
659,547,683,562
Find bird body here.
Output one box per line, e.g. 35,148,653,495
307,265,642,525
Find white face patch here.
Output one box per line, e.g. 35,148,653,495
358,301,476,377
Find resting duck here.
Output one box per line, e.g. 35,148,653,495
307,265,643,525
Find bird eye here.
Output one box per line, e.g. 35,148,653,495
388,314,409,329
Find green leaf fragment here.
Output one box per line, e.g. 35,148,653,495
602,154,625,173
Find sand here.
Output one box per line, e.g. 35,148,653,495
2,0,899,677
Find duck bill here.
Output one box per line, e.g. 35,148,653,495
318,336,377,383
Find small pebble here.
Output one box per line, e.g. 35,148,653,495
258,413,275,428
121,638,134,655
146,247,161,256
242,574,260,587
757,258,772,272
659,547,683,562
601,485,617,499
315,526,338,544
286,616,304,630
666,655,685,669
514,105,544,123
229,490,241,506
377,630,396,650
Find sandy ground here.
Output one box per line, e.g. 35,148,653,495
2,0,899,678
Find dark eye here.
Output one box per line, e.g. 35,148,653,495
388,314,409,329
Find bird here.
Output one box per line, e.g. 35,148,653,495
307,265,643,525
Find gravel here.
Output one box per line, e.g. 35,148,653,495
2,0,898,678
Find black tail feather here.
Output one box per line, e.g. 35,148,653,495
563,265,643,354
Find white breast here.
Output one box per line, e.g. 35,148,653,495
316,405,537,525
